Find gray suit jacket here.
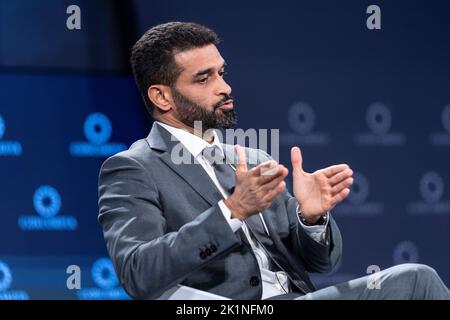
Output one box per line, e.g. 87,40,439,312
98,122,343,299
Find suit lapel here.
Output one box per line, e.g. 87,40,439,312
146,123,224,206
147,124,272,237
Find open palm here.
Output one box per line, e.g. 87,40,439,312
291,147,353,222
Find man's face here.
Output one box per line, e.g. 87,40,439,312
170,44,236,131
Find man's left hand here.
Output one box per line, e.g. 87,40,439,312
290,146,354,224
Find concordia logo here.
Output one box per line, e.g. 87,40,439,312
77,258,130,300
0,114,22,156
407,171,450,215
69,112,127,157
354,103,405,146
429,104,450,146
393,241,419,265
280,102,330,146
0,260,29,300
332,172,384,216
18,185,78,231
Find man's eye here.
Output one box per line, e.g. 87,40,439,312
198,77,208,84
219,71,227,77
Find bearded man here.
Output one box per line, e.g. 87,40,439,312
98,22,449,300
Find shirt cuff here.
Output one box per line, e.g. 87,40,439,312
218,200,243,232
296,206,330,244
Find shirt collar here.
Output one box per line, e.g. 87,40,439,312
156,121,224,158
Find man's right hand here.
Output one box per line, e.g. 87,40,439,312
224,145,289,221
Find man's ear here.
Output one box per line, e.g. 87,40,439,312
147,85,173,112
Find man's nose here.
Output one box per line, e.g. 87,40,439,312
215,76,232,97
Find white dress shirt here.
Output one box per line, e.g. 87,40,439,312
156,121,329,299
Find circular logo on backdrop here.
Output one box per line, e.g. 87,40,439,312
441,104,450,134
84,113,112,145
33,185,61,218
366,103,392,135
420,172,444,204
91,258,119,290
0,115,5,140
0,261,13,292
393,241,419,265
347,172,370,205
287,102,315,135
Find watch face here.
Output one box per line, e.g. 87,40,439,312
301,214,327,226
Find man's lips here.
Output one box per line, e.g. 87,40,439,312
218,100,234,110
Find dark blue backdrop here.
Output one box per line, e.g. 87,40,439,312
0,0,449,299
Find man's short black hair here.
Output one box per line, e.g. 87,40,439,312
130,21,219,115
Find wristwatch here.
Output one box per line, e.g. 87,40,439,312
297,203,328,226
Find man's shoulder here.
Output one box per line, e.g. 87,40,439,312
100,138,156,171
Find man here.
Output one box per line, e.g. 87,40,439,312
98,22,449,300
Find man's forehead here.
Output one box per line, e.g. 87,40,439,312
174,44,225,74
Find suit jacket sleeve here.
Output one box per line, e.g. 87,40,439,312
98,153,241,299
284,192,342,273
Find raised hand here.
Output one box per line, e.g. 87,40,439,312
291,146,353,224
224,145,289,220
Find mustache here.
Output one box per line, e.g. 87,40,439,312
213,94,234,110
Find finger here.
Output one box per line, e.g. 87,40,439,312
331,177,354,195
260,169,288,192
323,164,350,178
250,160,278,177
329,168,353,186
234,144,248,174
262,180,286,203
260,161,280,176
257,164,288,184
330,188,350,206
290,147,303,176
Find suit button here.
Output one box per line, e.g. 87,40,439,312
249,276,260,286
205,248,212,256
199,251,207,259
210,244,217,253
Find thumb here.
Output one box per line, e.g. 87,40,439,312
291,146,304,175
235,144,248,174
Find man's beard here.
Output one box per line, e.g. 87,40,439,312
171,87,237,131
